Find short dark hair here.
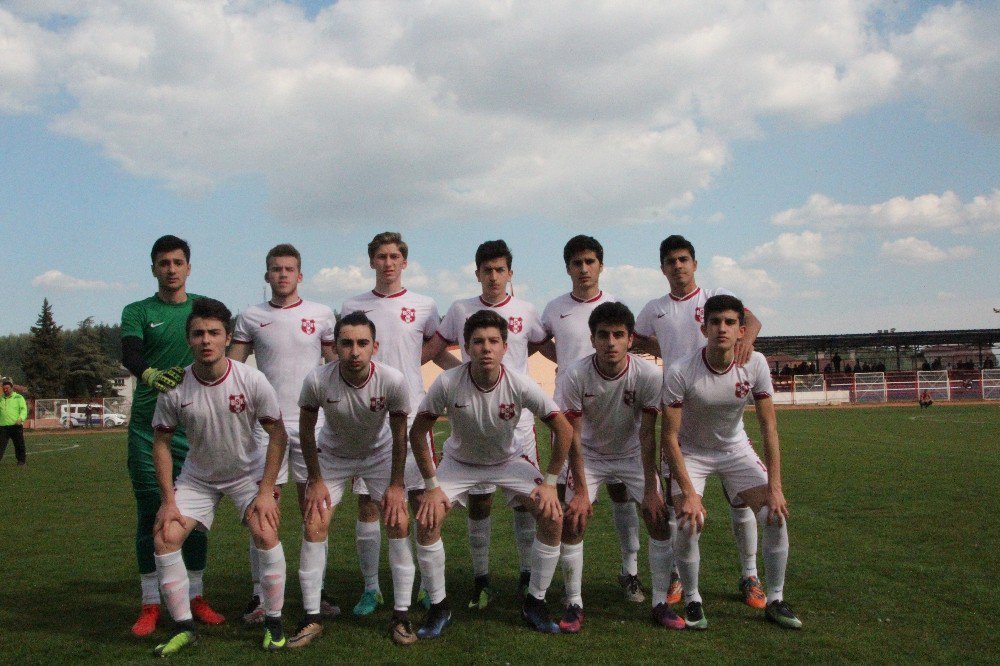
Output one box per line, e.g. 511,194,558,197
151,235,191,263
588,301,635,335
475,240,513,270
368,232,408,261
703,294,745,325
463,309,508,345
335,310,377,340
563,235,604,266
266,243,301,270
659,234,695,264
186,298,232,335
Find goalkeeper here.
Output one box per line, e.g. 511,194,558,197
120,235,224,637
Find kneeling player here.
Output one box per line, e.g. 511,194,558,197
410,310,575,638
556,302,685,632
150,299,289,656
662,295,802,630
292,312,418,647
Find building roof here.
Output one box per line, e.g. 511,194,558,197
754,329,1000,356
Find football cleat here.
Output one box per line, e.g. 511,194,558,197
765,600,803,630
618,573,647,603
241,595,264,625
287,617,323,649
153,629,196,657
390,614,418,646
652,603,685,630
353,589,384,616
739,576,767,610
416,601,452,640
262,618,287,651
190,596,226,625
558,603,584,633
468,575,495,610
132,603,161,637
521,594,560,634
320,593,341,618
666,571,683,605
684,601,708,630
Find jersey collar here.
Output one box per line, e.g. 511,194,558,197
341,361,375,389
268,298,303,309
479,294,512,308
193,359,232,386
592,353,630,381
701,347,734,375
571,290,603,304
669,287,701,302
372,288,407,299
469,364,504,392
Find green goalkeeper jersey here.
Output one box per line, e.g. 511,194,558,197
121,293,205,427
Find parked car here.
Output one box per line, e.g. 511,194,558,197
59,403,128,427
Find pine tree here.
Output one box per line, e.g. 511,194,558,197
23,298,68,398
65,317,121,400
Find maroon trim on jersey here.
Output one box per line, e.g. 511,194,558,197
564,409,583,420
153,424,176,433
479,294,512,308
752,391,772,400
231,335,252,344
434,330,456,345
701,347,734,375
539,410,560,422
570,290,603,304
320,340,334,346
592,354,630,381
341,361,375,389
668,400,683,408
268,298,304,309
641,406,660,416
669,287,701,302
258,416,281,425
389,410,409,417
417,410,440,420
372,288,408,299
193,359,232,386
469,365,504,393
300,405,320,413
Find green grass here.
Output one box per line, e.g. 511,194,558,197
1,403,996,663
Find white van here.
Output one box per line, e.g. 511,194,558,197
59,403,128,427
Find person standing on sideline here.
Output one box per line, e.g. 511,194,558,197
0,379,28,466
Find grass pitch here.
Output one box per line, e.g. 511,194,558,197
1,403,996,664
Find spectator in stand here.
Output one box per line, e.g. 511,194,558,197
844,363,853,374
832,353,842,373
919,391,933,409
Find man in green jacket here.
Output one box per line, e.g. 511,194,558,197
0,378,28,466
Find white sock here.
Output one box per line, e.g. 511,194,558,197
410,530,426,594
731,505,759,578
299,538,327,616
757,507,789,604
415,540,446,605
140,572,160,605
388,537,416,612
527,539,561,601
356,520,382,592
187,569,204,599
258,543,286,618
648,537,674,607
612,501,640,576
559,542,584,608
467,516,492,577
675,526,702,605
513,510,536,573
155,550,192,622
249,535,262,597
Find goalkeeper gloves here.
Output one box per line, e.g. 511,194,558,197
141,366,185,393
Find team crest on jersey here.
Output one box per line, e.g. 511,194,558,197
400,307,416,323
229,394,248,414
499,403,516,420
735,381,750,398
508,317,523,334
694,306,704,323
301,319,316,335
623,390,636,406
370,396,387,412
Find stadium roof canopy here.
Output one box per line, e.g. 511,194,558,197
754,328,1000,357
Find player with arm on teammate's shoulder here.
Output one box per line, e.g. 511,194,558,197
661,294,802,631
149,298,290,656
410,309,574,638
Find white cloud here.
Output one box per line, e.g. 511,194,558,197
880,237,976,263
600,265,665,308
705,256,780,300
773,190,1000,233
308,265,371,301
743,230,832,276
32,269,126,291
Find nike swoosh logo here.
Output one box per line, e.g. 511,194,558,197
259,322,272,327
180,402,193,408
559,313,573,319
453,403,468,408
583,393,596,398
326,399,341,404
656,313,667,318
150,322,165,328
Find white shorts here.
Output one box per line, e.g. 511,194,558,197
470,420,537,496
565,454,650,505
437,454,543,509
322,450,393,507
666,446,768,504
174,470,274,531
354,422,436,494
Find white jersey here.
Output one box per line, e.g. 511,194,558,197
540,290,616,377
341,289,439,404
635,287,733,368
153,360,282,483
418,364,559,466
231,298,334,421
298,360,410,460
558,353,661,460
662,349,773,457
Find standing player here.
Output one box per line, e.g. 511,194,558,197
555,302,685,633
422,240,548,607
120,235,224,636
292,312,418,648
228,244,338,623
633,234,765,608
661,295,802,630
539,235,647,603
410,310,579,638
149,298,289,656
340,232,457,617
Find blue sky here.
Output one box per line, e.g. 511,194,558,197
1,0,997,338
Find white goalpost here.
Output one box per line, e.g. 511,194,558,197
853,372,886,403
917,370,950,401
